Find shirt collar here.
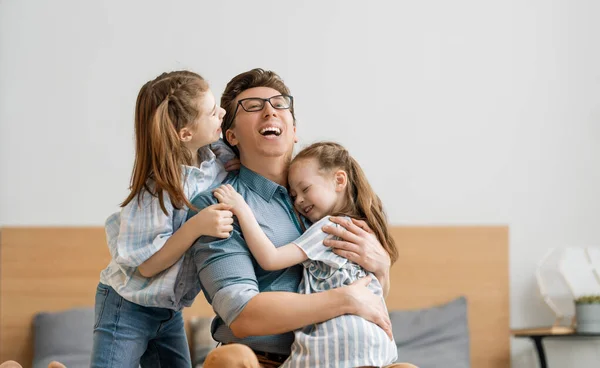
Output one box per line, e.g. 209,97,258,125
197,145,216,164
183,146,216,178
239,165,284,202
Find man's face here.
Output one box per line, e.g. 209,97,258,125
225,86,297,161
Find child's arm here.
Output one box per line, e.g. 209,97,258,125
137,202,234,277
213,185,308,271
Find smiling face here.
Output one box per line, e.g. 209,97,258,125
225,87,297,163
288,158,348,223
181,89,225,151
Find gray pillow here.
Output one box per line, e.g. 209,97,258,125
32,307,94,368
390,296,470,368
190,316,218,367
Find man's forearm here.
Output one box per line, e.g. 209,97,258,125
230,288,351,338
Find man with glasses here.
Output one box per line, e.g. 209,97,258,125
185,69,402,367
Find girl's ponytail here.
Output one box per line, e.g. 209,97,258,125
148,97,192,214
122,71,208,215
346,155,398,264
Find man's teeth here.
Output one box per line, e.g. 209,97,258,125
259,127,281,136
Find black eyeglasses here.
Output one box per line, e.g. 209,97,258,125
232,94,293,118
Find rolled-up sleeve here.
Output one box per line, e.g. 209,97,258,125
189,194,259,326
293,216,348,269
107,192,175,268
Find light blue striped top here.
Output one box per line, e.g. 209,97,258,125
99,142,233,310
282,216,398,368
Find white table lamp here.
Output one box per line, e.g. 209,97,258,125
535,248,576,330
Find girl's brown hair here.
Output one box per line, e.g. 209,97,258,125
121,70,209,215
292,142,399,264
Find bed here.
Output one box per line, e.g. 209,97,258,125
0,226,509,367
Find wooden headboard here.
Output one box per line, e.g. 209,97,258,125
0,226,509,367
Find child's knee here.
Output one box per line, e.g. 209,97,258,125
47,362,67,368
203,344,259,368
0,361,23,368
386,363,419,368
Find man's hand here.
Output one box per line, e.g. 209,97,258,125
344,275,393,340
322,217,391,277
224,158,241,172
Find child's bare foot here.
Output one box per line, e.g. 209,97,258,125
47,362,66,368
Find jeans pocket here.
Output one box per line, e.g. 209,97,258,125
94,283,110,329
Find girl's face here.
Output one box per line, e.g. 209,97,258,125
288,158,346,223
184,89,226,150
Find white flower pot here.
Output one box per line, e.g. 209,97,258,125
575,304,600,333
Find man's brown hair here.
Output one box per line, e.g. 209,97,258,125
220,68,295,156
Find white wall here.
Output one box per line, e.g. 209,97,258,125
1,0,599,366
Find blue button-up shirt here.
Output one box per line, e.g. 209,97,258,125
187,166,307,355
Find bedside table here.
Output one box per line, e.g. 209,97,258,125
511,327,600,368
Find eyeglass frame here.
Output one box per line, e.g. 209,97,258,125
231,94,294,119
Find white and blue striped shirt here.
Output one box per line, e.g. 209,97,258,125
282,216,398,368
99,143,233,310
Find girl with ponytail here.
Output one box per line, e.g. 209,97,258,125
213,141,401,368
92,71,239,367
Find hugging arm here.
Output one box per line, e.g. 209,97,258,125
137,202,233,277
106,193,230,279
213,185,307,271
191,194,393,339
193,229,392,339
323,217,392,297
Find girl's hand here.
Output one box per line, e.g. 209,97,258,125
190,203,234,239
345,275,393,340
322,217,391,277
224,158,241,172
213,184,246,214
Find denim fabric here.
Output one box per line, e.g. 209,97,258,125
91,283,191,368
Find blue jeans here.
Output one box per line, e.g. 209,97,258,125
91,283,192,368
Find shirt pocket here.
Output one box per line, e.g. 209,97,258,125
94,283,110,329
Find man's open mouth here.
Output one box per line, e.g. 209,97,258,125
259,127,282,136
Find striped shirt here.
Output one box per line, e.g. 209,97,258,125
282,216,398,368
99,142,233,310
187,166,307,355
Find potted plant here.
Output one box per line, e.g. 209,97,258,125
575,295,600,333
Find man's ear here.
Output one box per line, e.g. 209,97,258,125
293,124,299,143
334,170,348,192
226,129,238,147
179,127,193,142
